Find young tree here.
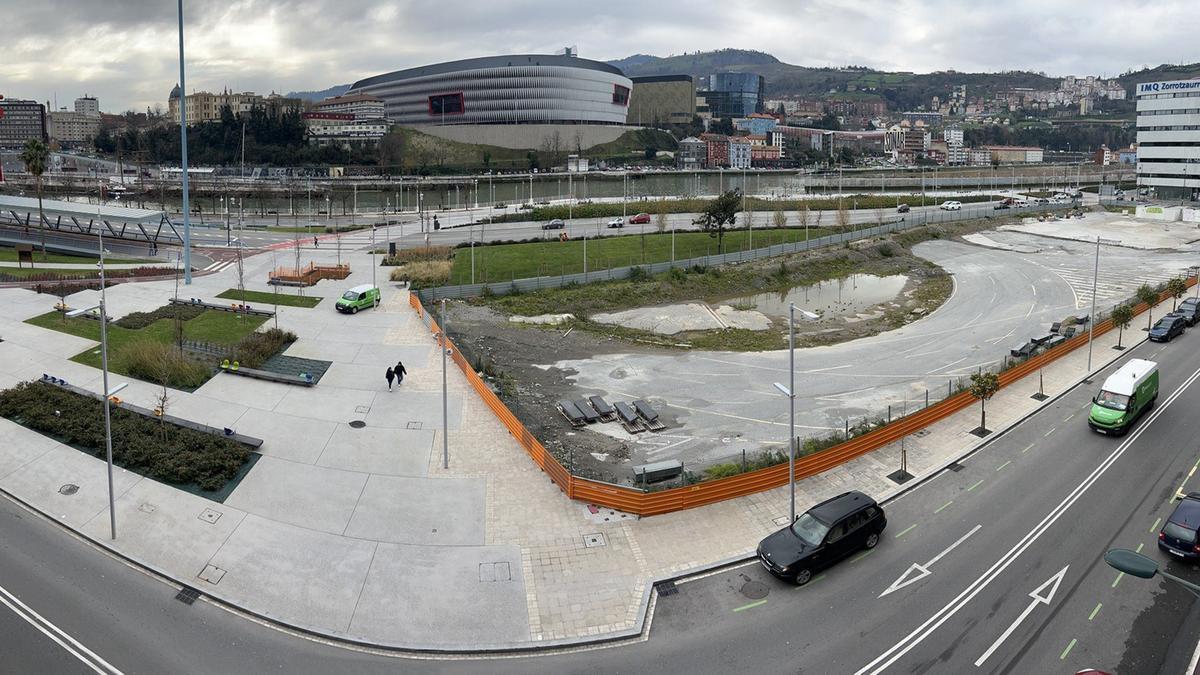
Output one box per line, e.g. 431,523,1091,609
694,189,742,254
772,204,787,229
1168,276,1188,310
796,203,810,234
654,200,668,233
19,139,50,261
836,199,851,229
1111,303,1134,350
969,371,1001,433
1135,283,1159,331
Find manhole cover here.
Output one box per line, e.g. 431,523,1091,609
349,420,367,428
58,484,79,496
740,579,770,600
583,533,607,548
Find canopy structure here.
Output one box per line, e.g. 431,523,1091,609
0,195,182,243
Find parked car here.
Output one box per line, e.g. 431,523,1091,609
896,203,911,213
994,199,1011,210
335,285,380,314
757,491,887,585
541,218,566,230
606,217,625,229
629,212,651,224
1031,197,1050,205
1148,314,1187,342
939,200,962,211
1159,493,1200,560
1175,298,1200,326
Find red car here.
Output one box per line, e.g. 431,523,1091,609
629,212,651,224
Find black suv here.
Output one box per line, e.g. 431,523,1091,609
757,491,887,585
1159,493,1200,559
1149,314,1186,342
1176,298,1200,327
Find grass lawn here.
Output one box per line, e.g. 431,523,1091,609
449,227,835,284
216,288,322,308
26,310,266,372
0,245,157,265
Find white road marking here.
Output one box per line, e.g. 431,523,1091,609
880,524,982,598
973,566,1069,667
855,364,1200,675
0,582,123,674
927,356,968,374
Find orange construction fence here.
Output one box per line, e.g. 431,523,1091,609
411,277,1195,516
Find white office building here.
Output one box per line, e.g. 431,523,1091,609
1136,79,1200,201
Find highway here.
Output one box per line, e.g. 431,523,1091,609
3,333,1200,673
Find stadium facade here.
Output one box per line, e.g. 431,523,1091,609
346,54,632,126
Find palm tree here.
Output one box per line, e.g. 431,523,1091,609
19,139,50,261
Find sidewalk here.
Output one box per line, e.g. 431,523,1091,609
0,242,1163,650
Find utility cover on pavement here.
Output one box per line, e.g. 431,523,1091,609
583,533,607,548
58,484,79,496
740,579,770,600
478,562,512,582
198,508,222,524
349,420,367,428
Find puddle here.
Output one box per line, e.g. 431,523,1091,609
719,274,909,320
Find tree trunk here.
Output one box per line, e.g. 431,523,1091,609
980,399,986,431
1117,326,1123,348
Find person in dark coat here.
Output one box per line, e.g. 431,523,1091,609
385,366,395,391
394,361,407,385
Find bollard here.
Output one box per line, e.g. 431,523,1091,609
925,389,930,408
948,379,953,397
742,449,747,473
888,405,892,424
845,419,850,440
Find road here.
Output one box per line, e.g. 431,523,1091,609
4,334,1199,674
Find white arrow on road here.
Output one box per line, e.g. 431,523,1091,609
880,524,982,598
973,565,1069,668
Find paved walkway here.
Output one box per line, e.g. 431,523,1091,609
0,241,1164,649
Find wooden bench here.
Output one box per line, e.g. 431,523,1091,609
170,297,275,317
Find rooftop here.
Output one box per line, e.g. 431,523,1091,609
0,195,165,225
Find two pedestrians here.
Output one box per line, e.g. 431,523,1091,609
384,362,407,391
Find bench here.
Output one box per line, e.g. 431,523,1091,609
220,364,314,386
633,399,667,431
614,401,646,433
556,399,587,428
170,297,275,317
588,395,618,423
573,398,600,424
38,376,264,449
1010,341,1036,359
633,459,683,484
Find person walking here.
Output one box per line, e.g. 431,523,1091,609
394,361,407,385
385,366,395,391
313,236,319,248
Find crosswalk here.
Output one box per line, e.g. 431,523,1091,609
200,260,237,273
1048,264,1191,309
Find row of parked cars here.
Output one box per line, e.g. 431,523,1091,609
541,212,652,230
1149,296,1200,342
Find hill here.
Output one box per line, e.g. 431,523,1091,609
286,84,351,102
1117,63,1200,90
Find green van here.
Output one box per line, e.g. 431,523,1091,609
335,284,380,314
1088,358,1158,436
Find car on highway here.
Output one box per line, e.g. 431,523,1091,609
629,212,651,224
939,200,962,211
1088,359,1158,436
757,490,886,585
1159,493,1200,559
896,203,911,213
541,218,566,230
1175,298,1200,326
1149,314,1186,342
606,217,625,228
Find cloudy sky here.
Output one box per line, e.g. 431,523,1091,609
2,0,1194,113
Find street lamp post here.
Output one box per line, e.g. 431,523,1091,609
1104,548,1200,598
440,299,449,470
1087,236,1121,373
773,303,799,522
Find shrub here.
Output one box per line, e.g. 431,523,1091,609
233,327,297,369
115,303,205,329
668,267,687,283
389,260,452,287
0,381,249,492
627,266,649,282
382,245,453,266
113,341,212,390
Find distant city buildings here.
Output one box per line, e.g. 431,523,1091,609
698,72,765,118
48,110,100,146
303,93,389,148
1136,78,1200,201
168,85,303,125
0,98,47,148
74,95,99,116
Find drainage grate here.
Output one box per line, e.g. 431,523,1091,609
406,421,423,430
946,462,965,472
349,420,367,429
583,533,607,548
656,581,679,597
354,405,371,414
58,484,79,496
174,586,201,605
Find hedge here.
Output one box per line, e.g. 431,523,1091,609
0,381,250,491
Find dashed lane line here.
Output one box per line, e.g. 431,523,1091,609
996,461,1012,472
1044,427,1057,438
967,479,985,491
1151,517,1162,534
1089,603,1102,621
1060,638,1078,661
732,599,767,613
895,524,917,539
934,501,953,514
1022,443,1036,454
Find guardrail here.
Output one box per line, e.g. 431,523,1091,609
410,263,1193,516
416,202,1077,303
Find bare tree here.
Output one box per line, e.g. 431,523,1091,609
836,199,851,229
772,205,787,228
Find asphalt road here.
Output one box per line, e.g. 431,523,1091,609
4,334,1200,674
